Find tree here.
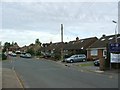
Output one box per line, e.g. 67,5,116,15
35,39,41,46
14,42,18,45
11,41,14,46
36,50,41,56
3,42,11,52
26,48,35,56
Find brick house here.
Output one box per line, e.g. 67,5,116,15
63,37,98,57
20,43,41,54
9,44,20,52
40,42,64,58
40,42,52,55
87,34,120,61
40,37,98,59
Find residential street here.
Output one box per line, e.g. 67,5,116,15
2,57,118,88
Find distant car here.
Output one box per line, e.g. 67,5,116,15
15,50,21,54
64,54,86,63
25,53,32,58
20,53,31,58
10,53,17,57
20,54,26,57
94,60,100,66
43,53,51,58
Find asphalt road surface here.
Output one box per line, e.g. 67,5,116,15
2,57,118,88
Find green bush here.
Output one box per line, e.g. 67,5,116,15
26,48,35,56
2,53,7,60
36,50,41,56
54,54,61,60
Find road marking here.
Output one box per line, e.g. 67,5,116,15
109,75,113,79
95,70,104,73
13,69,25,89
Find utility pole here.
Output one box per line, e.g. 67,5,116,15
61,24,64,61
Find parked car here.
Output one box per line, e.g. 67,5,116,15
9,53,17,57
15,50,21,54
20,53,31,58
94,59,100,66
43,53,51,58
64,54,86,63
20,54,26,57
25,53,32,58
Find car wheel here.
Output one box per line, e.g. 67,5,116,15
70,60,74,63
83,59,86,62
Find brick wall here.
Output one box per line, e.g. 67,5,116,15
87,49,104,61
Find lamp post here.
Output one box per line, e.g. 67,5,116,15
112,20,119,69
112,20,118,43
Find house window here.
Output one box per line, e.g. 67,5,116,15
103,50,107,56
101,38,105,41
109,37,113,40
64,50,68,52
91,50,98,56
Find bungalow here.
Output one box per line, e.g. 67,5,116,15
40,42,64,59
9,44,20,52
87,34,120,61
40,37,98,59
20,45,27,52
63,37,98,57
20,43,41,54
40,42,52,55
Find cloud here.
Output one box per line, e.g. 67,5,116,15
1,29,62,46
1,2,118,46
2,2,117,29
1,0,119,2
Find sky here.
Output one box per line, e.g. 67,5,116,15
0,0,119,47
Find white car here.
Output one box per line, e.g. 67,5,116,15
20,53,31,58
10,53,17,57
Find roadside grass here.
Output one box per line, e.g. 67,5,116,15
77,63,94,67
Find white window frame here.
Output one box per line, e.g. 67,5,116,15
103,50,107,57
91,50,98,56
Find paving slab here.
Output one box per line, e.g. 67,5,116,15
2,68,22,88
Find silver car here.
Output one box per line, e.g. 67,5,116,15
65,54,86,63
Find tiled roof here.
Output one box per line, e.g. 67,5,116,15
46,42,63,51
64,37,98,50
88,34,120,48
40,37,98,51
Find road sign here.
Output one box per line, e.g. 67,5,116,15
109,43,120,53
110,53,120,63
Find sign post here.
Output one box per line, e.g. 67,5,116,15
109,43,120,69
109,43,120,53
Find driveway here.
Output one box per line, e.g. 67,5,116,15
57,60,119,75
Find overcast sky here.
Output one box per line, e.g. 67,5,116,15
0,0,119,47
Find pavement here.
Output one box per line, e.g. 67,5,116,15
0,62,2,89
2,68,23,88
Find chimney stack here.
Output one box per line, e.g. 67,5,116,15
76,37,79,42
102,34,106,37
